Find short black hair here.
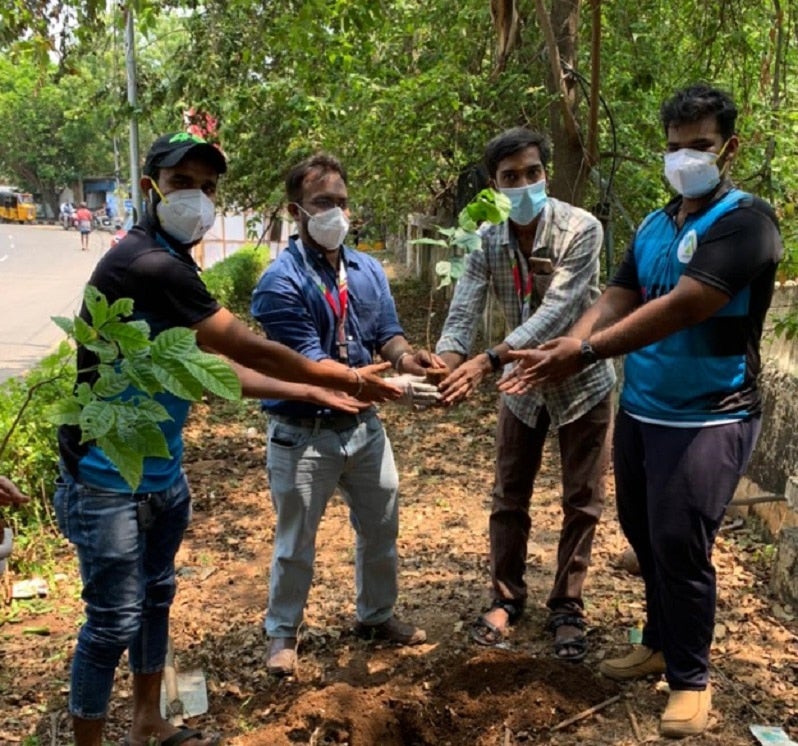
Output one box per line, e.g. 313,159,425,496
483,128,551,178
660,83,738,140
285,154,348,204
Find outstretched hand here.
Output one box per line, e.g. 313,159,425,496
438,356,489,405
388,374,442,409
498,338,583,394
355,361,403,402
308,389,373,413
398,349,448,376
0,476,30,507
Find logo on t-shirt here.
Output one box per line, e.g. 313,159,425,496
677,230,698,263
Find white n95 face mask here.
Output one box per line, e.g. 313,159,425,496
156,189,216,244
663,149,721,198
298,206,350,251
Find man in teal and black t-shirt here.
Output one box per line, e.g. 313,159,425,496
498,83,782,738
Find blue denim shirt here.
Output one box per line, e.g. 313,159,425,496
251,236,404,417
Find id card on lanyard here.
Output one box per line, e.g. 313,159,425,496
296,239,351,361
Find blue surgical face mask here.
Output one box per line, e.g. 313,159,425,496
499,180,548,225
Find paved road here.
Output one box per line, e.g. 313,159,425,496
0,224,112,382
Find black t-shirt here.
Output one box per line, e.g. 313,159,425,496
58,216,220,481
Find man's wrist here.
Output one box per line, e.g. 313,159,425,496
484,348,502,373
394,351,413,373
580,339,599,367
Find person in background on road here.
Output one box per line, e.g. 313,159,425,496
499,84,782,738
434,127,615,661
251,153,441,678
0,476,29,507
75,201,93,251
53,133,403,746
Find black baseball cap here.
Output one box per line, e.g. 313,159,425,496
143,132,227,176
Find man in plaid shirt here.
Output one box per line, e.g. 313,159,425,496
436,127,615,660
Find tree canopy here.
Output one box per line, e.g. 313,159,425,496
0,0,795,269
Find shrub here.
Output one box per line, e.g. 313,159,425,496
0,343,73,504
201,245,270,320
0,342,74,540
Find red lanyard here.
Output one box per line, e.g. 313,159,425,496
297,240,350,361
508,248,533,321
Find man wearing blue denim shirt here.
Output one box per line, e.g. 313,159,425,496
54,134,401,746
251,153,441,676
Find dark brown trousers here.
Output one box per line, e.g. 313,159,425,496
489,393,612,613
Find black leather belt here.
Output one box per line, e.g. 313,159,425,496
270,409,376,432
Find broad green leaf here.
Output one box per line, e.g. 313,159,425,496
181,355,242,400
453,230,483,254
410,238,449,247
96,433,144,492
84,339,119,364
84,285,109,328
449,256,466,280
458,211,478,233
435,260,452,277
118,420,172,460
152,327,198,360
152,357,204,400
93,367,130,398
134,397,172,423
46,398,83,426
52,316,75,336
79,400,116,442
464,189,511,226
121,358,162,395
107,297,135,319
437,275,452,289
73,316,96,346
101,321,151,356
75,382,94,406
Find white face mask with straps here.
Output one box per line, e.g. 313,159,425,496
296,204,350,251
663,140,729,198
151,182,216,244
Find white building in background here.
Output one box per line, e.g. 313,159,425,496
195,209,296,269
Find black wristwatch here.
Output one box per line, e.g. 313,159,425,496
580,340,598,367
484,348,502,373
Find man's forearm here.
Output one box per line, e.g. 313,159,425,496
569,287,640,344
380,336,413,369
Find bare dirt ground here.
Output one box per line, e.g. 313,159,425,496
1,274,796,745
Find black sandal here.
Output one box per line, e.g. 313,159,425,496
470,599,523,646
546,612,587,662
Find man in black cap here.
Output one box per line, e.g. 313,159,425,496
54,132,401,746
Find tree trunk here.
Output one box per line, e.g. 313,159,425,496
541,0,587,204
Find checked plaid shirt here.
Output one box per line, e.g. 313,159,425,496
436,197,616,428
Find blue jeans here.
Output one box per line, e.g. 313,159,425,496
264,412,399,638
53,467,191,719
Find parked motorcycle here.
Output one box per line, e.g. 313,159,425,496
93,213,114,232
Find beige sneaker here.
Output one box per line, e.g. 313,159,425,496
660,685,712,738
598,645,666,680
